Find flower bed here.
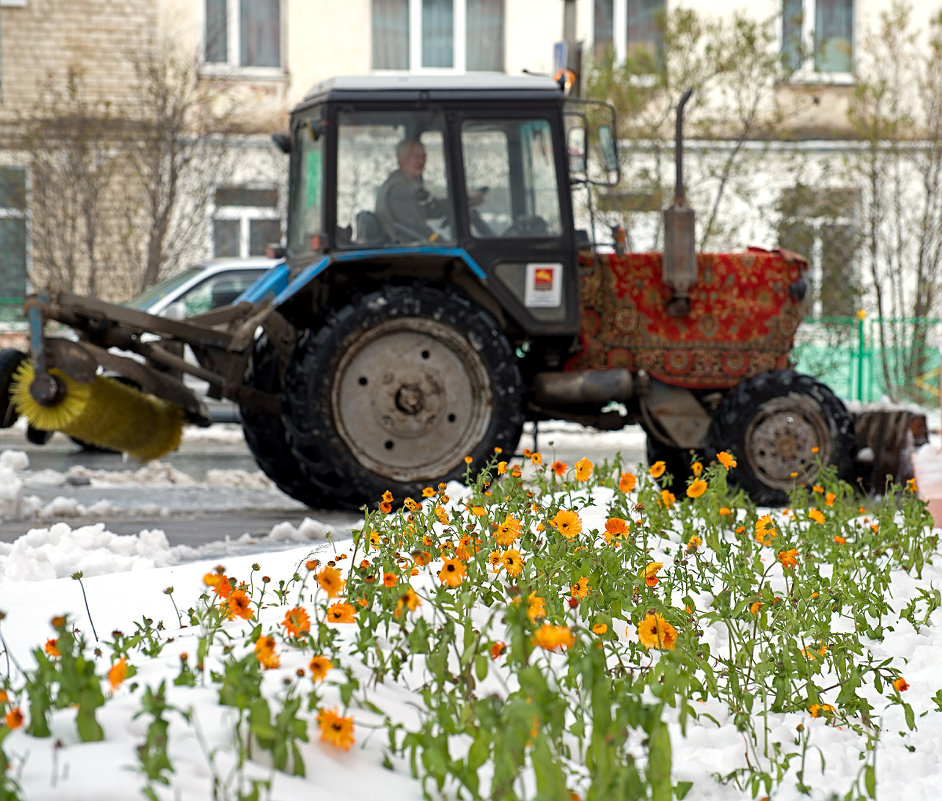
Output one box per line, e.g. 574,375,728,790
0,450,939,800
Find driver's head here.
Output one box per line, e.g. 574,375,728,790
396,139,426,179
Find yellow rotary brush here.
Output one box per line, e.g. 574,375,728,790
11,361,185,461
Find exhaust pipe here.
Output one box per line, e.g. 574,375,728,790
662,88,697,318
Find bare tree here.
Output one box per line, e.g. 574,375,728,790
847,1,942,401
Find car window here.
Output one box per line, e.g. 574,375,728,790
175,270,267,316
125,266,205,311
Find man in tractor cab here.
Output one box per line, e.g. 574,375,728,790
375,138,451,243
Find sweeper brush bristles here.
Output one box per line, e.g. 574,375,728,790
11,361,185,461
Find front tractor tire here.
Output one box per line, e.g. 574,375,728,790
707,370,855,506
283,286,525,509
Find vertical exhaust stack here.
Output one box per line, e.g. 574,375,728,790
662,89,697,318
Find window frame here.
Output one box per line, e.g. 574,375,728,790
371,0,504,74
211,184,282,259
202,0,285,77
782,0,855,84
592,0,665,66
0,165,29,307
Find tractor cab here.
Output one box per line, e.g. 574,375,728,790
281,74,617,338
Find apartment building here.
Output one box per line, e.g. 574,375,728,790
1,0,939,318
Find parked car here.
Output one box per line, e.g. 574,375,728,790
124,257,280,423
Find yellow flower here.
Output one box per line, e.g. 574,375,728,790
497,461,508,475
906,477,918,494
317,707,355,750
618,471,637,492
530,451,543,466
552,509,583,539
527,591,546,622
716,451,737,470
778,548,799,569
317,566,346,598
574,458,593,481
591,623,608,635
691,461,703,477
808,508,825,524
438,558,467,587
494,514,523,547
636,613,677,650
649,460,666,479
532,624,575,651
808,703,835,718
500,549,525,577
394,587,421,619
659,489,675,508
570,576,590,598
686,478,707,498
687,534,703,550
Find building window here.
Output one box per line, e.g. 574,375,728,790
783,0,853,75
778,186,860,318
212,187,281,258
204,0,282,70
371,0,504,72
0,167,27,315
593,0,664,64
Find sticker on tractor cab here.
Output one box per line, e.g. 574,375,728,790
524,263,562,308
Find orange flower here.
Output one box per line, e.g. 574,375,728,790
527,591,546,622
282,606,311,638
108,657,128,692
227,590,254,620
778,548,799,569
309,655,333,681
412,549,432,566
317,707,355,751
497,461,508,475
570,576,590,598
808,509,825,524
317,566,346,598
552,460,567,477
533,624,575,651
604,516,628,541
3,707,23,730
686,478,707,499
500,549,525,577
636,613,677,650
494,514,522,547
749,601,762,615
530,451,543,466
719,507,732,516
552,509,583,540
825,492,836,507
592,623,608,635
394,587,421,619
833,535,846,545
326,602,357,624
618,471,637,493
255,635,281,669
491,641,507,659
649,460,666,479
203,572,232,599
809,703,835,718
643,562,663,587
893,676,909,692
659,489,675,508
438,558,466,587
382,572,398,588
716,451,737,470
755,514,777,546
574,458,593,481
44,638,60,657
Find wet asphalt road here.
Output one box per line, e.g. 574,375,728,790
0,421,647,549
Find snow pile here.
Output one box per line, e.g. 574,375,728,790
0,450,28,521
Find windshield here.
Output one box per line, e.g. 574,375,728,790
125,267,205,311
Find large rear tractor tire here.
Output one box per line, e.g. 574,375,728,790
707,370,855,506
283,286,525,509
645,437,700,494
239,335,335,508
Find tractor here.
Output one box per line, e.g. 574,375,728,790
0,73,926,508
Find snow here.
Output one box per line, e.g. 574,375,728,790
1,430,942,800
